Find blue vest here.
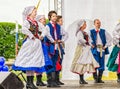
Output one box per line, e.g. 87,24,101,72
45,23,62,42
90,29,109,54
44,23,64,55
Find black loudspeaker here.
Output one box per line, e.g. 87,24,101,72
0,72,24,89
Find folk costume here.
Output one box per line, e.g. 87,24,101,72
33,15,54,86
107,23,120,83
90,27,112,83
44,21,65,87
71,19,99,84
12,6,43,89
56,26,68,85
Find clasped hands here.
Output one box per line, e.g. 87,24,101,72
53,40,63,44
91,45,106,50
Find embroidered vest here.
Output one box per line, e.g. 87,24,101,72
82,31,89,45
28,20,39,39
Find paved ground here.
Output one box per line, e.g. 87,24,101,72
23,80,120,89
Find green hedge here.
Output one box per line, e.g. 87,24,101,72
0,20,50,60
0,22,23,60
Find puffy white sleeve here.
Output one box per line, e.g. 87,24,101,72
38,22,42,32
76,31,86,45
40,28,47,37
37,22,46,37
112,23,120,46
87,31,92,46
60,27,69,42
104,31,112,47
112,30,120,45
39,26,47,38
21,20,34,39
45,25,54,43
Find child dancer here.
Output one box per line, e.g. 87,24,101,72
90,19,112,83
71,19,99,84
44,11,64,87
12,6,45,89
56,15,68,85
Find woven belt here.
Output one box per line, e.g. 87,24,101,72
97,45,103,57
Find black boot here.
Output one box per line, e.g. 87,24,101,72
79,75,88,84
93,72,98,83
47,72,60,87
36,74,46,86
26,76,38,89
47,73,52,87
117,73,120,83
98,71,104,83
56,72,64,85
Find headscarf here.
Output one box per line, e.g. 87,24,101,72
22,6,35,21
36,15,45,21
76,19,86,36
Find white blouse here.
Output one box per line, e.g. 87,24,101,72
76,31,87,46
38,22,54,43
113,23,120,46
21,20,34,39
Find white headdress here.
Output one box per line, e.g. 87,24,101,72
66,19,94,63
67,19,94,36
22,6,35,21
36,15,45,21
76,19,86,36
69,19,94,35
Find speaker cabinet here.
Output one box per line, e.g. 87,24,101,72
0,72,24,89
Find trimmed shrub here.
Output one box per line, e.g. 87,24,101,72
0,22,23,60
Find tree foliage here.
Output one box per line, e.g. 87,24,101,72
0,22,24,60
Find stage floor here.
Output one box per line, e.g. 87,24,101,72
23,80,120,89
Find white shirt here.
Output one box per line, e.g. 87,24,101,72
96,29,103,46
38,22,54,43
61,26,69,42
46,21,69,50
95,28,112,51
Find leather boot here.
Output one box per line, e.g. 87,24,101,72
26,76,38,89
79,75,88,84
47,73,52,87
47,72,60,87
117,73,120,83
93,72,98,83
36,74,46,86
98,71,104,83
56,72,64,85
